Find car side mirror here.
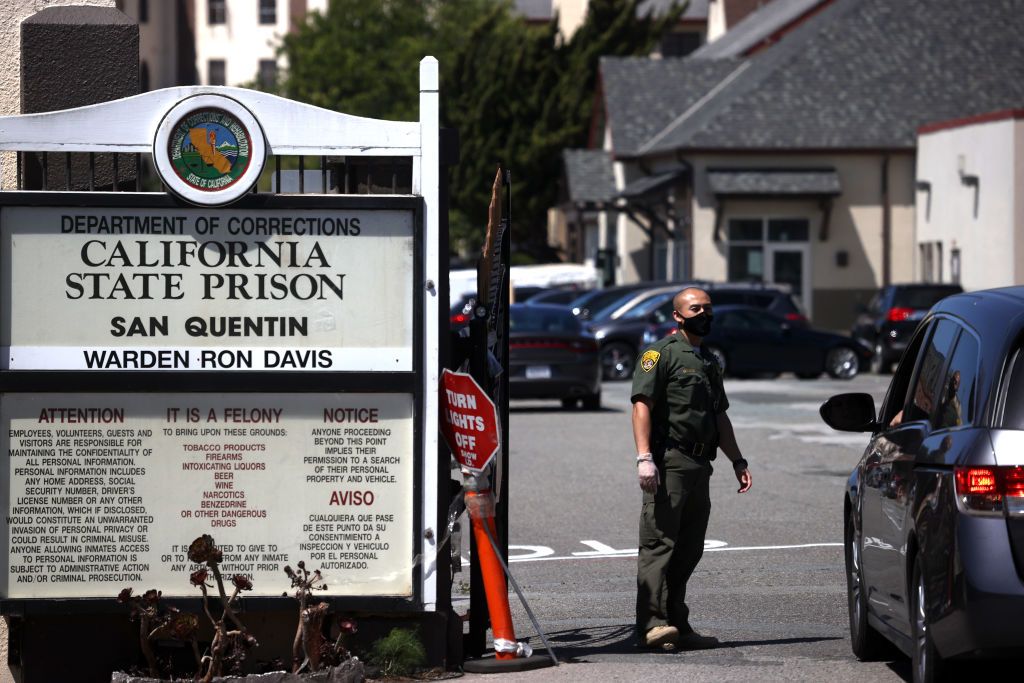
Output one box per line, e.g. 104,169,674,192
820,393,878,432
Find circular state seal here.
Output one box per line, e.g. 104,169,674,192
154,94,266,206
169,108,251,191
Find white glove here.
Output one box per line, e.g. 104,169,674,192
638,459,660,493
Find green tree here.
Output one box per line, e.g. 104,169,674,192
279,0,682,256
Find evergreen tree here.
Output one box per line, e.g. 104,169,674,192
279,0,683,256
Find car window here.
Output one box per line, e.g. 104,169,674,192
903,319,958,424
893,286,962,309
509,307,581,333
746,293,773,308
934,328,979,429
709,291,745,306
571,288,636,314
1000,347,1024,429
530,289,579,305
650,299,676,324
867,293,881,315
738,310,782,332
622,293,672,319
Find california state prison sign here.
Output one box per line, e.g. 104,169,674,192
0,206,414,371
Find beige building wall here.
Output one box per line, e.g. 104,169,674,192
119,0,179,90
916,114,1022,291
685,152,914,328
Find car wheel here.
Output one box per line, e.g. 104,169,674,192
871,343,892,374
845,512,886,660
705,345,727,375
600,342,635,381
826,347,860,379
581,391,601,411
560,397,579,410
912,560,945,683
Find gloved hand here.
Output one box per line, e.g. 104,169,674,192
638,459,660,493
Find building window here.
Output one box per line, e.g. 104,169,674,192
950,247,961,284
920,241,943,282
660,30,703,57
139,0,148,23
726,217,809,282
208,59,226,86
258,59,278,89
726,217,810,302
208,0,226,25
259,0,276,24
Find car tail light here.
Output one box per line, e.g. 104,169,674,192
450,313,468,325
954,466,1024,516
784,313,807,323
886,307,914,322
510,337,598,353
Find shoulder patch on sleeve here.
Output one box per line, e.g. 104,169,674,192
640,349,660,372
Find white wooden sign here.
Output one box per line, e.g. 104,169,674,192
1,206,415,371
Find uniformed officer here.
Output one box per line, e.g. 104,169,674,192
631,287,752,650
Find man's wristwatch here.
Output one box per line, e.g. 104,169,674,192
732,458,748,471
636,452,653,464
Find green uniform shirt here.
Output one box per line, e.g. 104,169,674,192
631,334,729,449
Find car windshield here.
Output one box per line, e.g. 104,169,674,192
621,292,673,319
510,306,582,333
893,286,962,309
572,288,641,315
589,291,651,321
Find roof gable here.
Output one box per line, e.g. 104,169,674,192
607,0,1024,155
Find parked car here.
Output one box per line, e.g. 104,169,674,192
851,283,963,373
524,286,589,306
593,284,810,381
706,282,809,327
820,286,1024,680
450,293,478,331
643,305,871,379
590,289,680,380
508,303,601,409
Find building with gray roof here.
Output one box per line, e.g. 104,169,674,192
560,0,1024,329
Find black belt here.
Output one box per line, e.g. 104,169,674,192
663,437,713,459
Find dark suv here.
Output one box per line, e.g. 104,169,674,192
852,284,963,373
821,286,1024,679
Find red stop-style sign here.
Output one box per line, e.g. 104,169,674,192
440,369,500,473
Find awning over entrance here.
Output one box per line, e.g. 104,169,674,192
706,167,841,240
618,163,689,200
562,149,616,208
706,168,841,196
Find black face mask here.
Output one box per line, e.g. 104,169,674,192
681,312,713,337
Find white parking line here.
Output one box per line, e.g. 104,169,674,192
486,540,842,564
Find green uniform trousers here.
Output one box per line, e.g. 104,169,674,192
636,447,712,636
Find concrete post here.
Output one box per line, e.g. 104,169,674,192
20,5,139,190
0,0,120,190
